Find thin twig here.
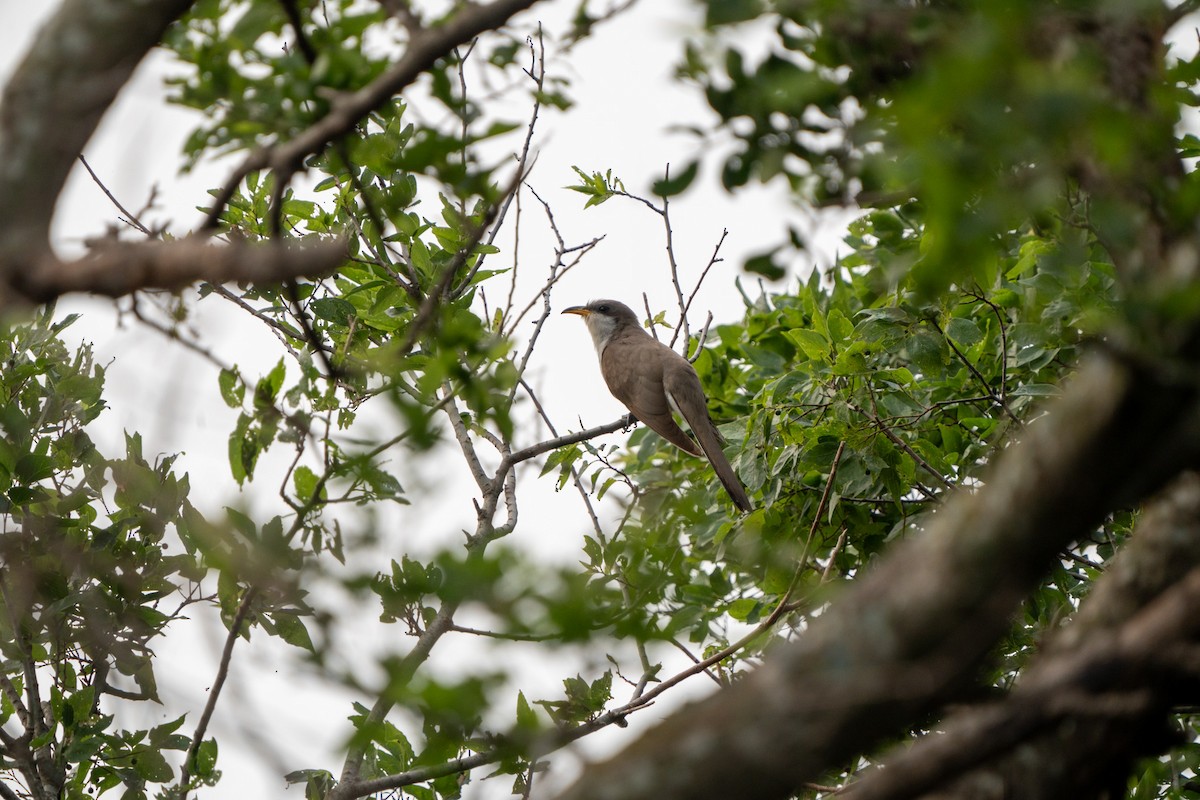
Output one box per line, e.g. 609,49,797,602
77,155,151,235
276,0,317,62
519,378,606,541
657,165,690,347
642,293,660,341
928,317,1016,422
686,312,713,364
680,228,729,332
177,588,259,795
852,397,952,495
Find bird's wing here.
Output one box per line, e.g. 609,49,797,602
663,358,753,512
601,337,702,456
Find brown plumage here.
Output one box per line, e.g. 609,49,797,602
562,300,752,513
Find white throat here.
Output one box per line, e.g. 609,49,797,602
584,313,619,359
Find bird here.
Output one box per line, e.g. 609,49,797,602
562,299,752,512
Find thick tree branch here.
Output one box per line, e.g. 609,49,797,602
17,238,346,301
0,0,195,297
846,472,1200,800
842,568,1200,800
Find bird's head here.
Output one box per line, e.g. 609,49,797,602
561,300,639,352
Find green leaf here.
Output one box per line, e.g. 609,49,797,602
293,465,320,502
515,691,539,732
945,318,983,348
727,597,759,621
651,161,699,197
133,747,173,782
228,413,252,484
271,611,316,652
193,738,218,779
15,453,54,484
745,249,785,280
255,359,287,409
787,329,830,362
218,367,245,409
705,0,764,26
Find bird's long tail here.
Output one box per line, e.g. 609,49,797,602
690,416,753,513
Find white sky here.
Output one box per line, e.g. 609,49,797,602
0,2,850,798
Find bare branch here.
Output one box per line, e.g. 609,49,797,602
77,155,153,235
499,414,634,477
680,228,728,334
377,0,423,34
19,237,345,302
177,588,258,795
453,25,546,298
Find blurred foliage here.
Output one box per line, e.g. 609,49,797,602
6,0,1200,799
0,309,208,798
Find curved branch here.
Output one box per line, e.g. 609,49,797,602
203,0,541,229
847,472,1200,800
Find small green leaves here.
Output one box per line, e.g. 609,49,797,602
285,769,335,800
568,166,625,208
254,359,286,411
541,444,581,490
535,672,613,726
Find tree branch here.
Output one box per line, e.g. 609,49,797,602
203,0,540,230
18,237,346,301
177,588,258,796
844,555,1200,800
847,471,1200,800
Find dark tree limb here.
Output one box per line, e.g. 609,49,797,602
16,237,346,301
845,472,1200,800
0,0,346,305
0,0,195,292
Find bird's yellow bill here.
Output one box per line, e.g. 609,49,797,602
561,306,591,317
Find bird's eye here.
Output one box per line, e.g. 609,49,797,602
597,304,610,313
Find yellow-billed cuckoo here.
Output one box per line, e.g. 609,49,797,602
562,300,752,512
